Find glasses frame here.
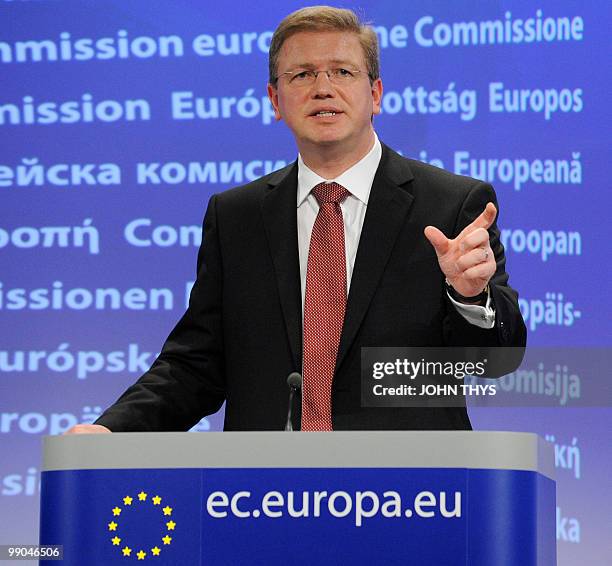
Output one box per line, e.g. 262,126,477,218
275,67,370,87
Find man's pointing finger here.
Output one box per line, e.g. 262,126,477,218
459,202,497,238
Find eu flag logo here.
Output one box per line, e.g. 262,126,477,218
106,491,178,560
41,469,202,565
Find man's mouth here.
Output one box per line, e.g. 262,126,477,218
311,110,342,117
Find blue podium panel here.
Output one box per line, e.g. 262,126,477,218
39,432,556,565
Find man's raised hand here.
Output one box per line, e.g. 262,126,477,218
424,202,497,299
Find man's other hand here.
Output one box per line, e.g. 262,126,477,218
64,424,111,434
424,202,497,298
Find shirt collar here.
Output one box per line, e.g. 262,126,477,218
297,133,382,207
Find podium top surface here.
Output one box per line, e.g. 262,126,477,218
43,431,554,479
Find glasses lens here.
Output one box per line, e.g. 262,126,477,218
331,68,355,82
285,68,359,86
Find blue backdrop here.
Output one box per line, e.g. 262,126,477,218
1,1,610,564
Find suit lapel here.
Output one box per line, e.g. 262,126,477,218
336,145,415,371
261,163,303,370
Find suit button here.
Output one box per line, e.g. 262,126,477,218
500,321,509,340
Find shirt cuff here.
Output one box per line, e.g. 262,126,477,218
446,289,496,329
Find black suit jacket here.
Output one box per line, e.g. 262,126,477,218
96,144,526,432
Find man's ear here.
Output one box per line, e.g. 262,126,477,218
267,83,283,121
371,78,383,116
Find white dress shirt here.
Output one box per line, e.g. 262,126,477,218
296,134,495,329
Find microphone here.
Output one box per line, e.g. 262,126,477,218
284,372,302,431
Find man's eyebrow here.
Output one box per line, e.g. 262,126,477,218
327,58,359,66
288,59,359,69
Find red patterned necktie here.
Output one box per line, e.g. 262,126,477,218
302,182,350,431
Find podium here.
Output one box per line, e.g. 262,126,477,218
40,431,555,565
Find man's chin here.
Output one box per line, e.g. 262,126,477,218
304,132,346,147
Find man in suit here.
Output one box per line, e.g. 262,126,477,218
68,6,525,434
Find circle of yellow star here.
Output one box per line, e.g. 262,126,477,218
108,495,177,557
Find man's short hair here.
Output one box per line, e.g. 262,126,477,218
268,6,380,85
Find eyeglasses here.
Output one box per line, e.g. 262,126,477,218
276,67,368,87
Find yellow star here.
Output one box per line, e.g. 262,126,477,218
152,495,162,505
136,550,146,560
162,535,172,545
111,536,121,546
122,546,131,557
151,546,161,556
123,496,133,506
138,491,147,501
112,506,122,516
108,521,118,531
162,505,172,516
166,520,176,531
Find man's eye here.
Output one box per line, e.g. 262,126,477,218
337,68,353,77
293,71,311,81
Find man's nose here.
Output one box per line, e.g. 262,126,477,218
312,71,335,96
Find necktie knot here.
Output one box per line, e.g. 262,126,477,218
312,182,350,205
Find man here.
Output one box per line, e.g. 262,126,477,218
68,6,525,434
